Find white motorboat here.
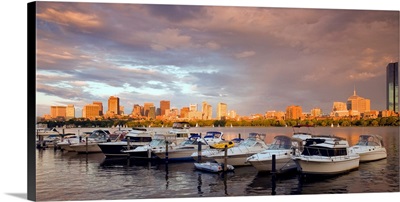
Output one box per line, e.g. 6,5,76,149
350,134,387,162
56,135,81,152
246,135,308,173
198,131,225,147
194,162,234,173
122,133,179,159
70,129,110,153
153,133,209,161
205,133,269,166
98,127,155,158
36,127,62,148
292,135,360,175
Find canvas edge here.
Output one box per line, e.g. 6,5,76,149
27,1,36,201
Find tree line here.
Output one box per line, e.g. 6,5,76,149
39,116,399,128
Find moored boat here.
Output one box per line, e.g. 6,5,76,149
206,133,269,166
292,135,360,175
194,161,234,173
70,129,110,153
98,127,155,158
349,134,387,162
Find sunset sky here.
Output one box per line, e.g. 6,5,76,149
35,1,399,117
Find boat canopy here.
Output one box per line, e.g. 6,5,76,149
172,122,190,129
204,131,222,139
268,135,292,150
356,134,384,147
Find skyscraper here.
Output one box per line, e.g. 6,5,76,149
66,104,75,120
143,102,154,117
50,106,66,118
160,100,170,116
347,88,370,113
386,62,399,112
107,96,120,115
202,101,212,120
82,104,100,120
93,101,103,115
285,105,302,120
217,102,227,120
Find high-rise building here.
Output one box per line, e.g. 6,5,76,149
132,104,142,117
190,104,198,112
93,101,103,115
50,106,66,118
160,100,170,116
347,88,370,113
285,105,302,120
386,62,399,112
148,106,156,119
66,104,75,120
202,101,212,120
107,96,120,115
217,102,227,120
82,104,101,119
143,102,154,117
332,102,347,112
180,107,190,118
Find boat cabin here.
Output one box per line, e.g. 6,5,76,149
301,137,348,157
267,135,292,150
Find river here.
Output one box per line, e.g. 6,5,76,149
35,126,399,201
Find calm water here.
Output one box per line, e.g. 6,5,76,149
36,127,399,201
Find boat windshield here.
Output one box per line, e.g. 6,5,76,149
268,136,292,150
240,138,257,147
204,132,221,139
149,139,166,147
356,135,380,146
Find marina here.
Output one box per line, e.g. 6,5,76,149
36,126,399,201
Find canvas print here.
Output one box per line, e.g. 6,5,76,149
29,1,399,201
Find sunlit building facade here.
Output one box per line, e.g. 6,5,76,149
82,104,101,120
50,106,66,118
160,100,170,116
107,96,120,115
93,101,103,115
217,102,227,120
66,104,75,120
285,105,302,120
347,89,370,113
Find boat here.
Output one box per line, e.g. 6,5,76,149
194,161,234,173
122,133,179,159
56,135,81,152
349,134,387,162
198,131,225,147
167,121,192,144
292,135,360,175
36,127,62,148
210,141,235,149
152,133,209,161
98,127,155,158
205,133,269,166
69,129,111,153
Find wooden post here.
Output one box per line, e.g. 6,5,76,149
197,141,202,163
238,133,241,139
224,144,228,172
85,136,89,154
127,137,131,157
271,154,276,195
165,141,169,164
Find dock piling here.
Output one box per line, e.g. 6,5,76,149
197,141,202,163
223,144,228,172
165,141,169,164
271,154,276,195
85,136,88,154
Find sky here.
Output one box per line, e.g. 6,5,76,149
35,1,399,117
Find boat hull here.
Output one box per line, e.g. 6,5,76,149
293,155,360,175
351,146,387,162
248,157,297,173
213,153,254,166
98,142,145,157
154,149,196,161
70,143,102,153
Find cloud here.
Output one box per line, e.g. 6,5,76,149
235,51,256,58
37,8,102,29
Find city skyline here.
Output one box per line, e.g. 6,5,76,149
36,2,399,117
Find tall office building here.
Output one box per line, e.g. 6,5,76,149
347,88,370,113
143,102,154,117
190,104,198,112
160,100,170,116
82,104,101,119
285,105,302,120
148,106,156,119
93,101,103,115
180,107,190,118
310,108,322,117
386,62,399,112
217,102,227,120
332,102,347,112
66,104,75,120
202,101,212,120
107,96,120,115
50,106,66,118
132,104,142,117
